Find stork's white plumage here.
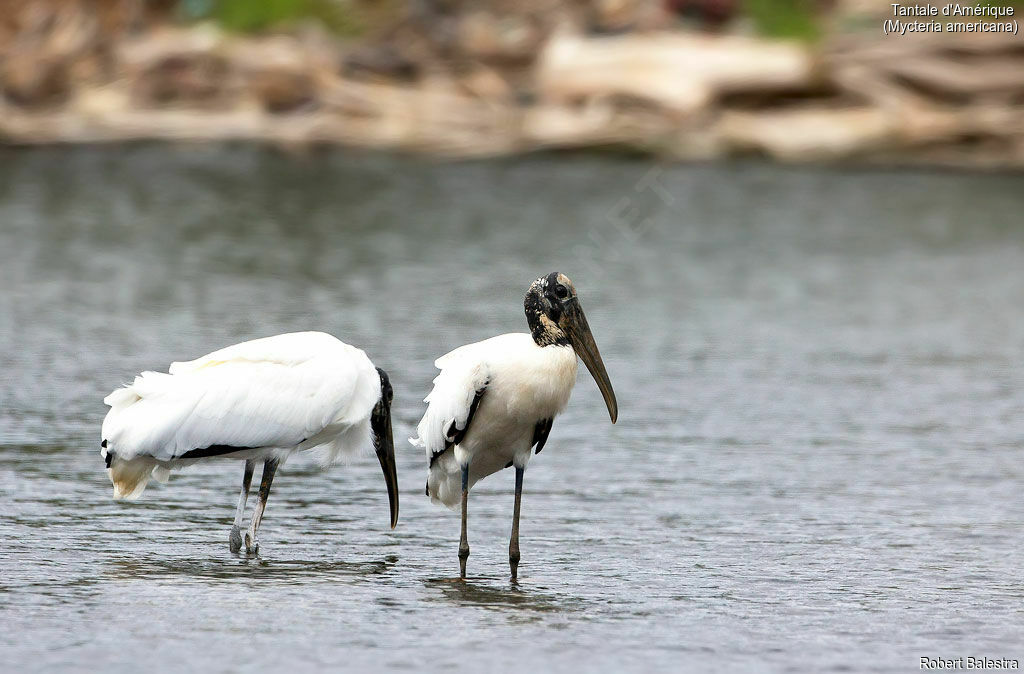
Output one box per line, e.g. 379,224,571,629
100,331,398,553
411,273,617,579
415,333,577,507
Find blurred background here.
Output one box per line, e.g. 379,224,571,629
1,0,1023,165
2,2,1024,673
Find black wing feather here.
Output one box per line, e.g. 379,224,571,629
532,418,554,455
178,443,260,460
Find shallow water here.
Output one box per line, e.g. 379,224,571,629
1,147,1023,672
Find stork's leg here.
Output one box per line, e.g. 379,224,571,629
244,458,279,554
509,465,525,580
458,463,470,579
228,459,256,553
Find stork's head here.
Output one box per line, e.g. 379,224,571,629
525,272,618,423
371,367,399,529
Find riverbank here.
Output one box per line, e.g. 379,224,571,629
2,2,1023,168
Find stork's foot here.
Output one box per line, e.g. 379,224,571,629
229,526,243,553
244,531,259,555
509,548,520,580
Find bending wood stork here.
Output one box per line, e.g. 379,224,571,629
100,331,399,554
411,272,617,579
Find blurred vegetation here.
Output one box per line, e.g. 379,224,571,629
744,0,820,41
173,1,1024,43
177,0,400,36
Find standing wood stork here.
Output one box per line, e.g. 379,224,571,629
411,272,618,579
100,331,399,554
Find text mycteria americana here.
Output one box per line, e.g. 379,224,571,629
100,331,399,553
411,272,617,579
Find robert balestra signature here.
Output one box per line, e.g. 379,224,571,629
920,657,1019,670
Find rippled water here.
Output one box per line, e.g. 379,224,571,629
1,147,1023,672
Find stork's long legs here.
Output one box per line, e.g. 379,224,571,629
229,459,256,553
509,465,525,580
458,463,470,579
244,458,279,554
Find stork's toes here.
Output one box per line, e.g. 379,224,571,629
229,526,243,553
244,532,259,554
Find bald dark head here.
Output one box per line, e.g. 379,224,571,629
524,272,578,346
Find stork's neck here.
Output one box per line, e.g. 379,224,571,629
525,290,569,347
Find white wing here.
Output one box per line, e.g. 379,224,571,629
410,333,530,460
102,332,379,462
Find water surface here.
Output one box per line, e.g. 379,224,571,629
1,147,1023,672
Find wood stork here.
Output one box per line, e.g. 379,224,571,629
100,331,399,554
411,272,618,579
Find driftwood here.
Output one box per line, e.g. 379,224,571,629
536,32,815,116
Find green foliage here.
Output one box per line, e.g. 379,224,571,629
180,0,369,35
743,0,821,42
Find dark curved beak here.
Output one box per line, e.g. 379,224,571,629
562,300,618,423
372,404,399,529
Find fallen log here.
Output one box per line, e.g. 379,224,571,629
536,31,815,116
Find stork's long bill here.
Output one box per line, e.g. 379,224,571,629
370,373,399,529
561,299,618,424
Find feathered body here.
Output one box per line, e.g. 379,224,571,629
412,333,578,507
101,332,381,500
